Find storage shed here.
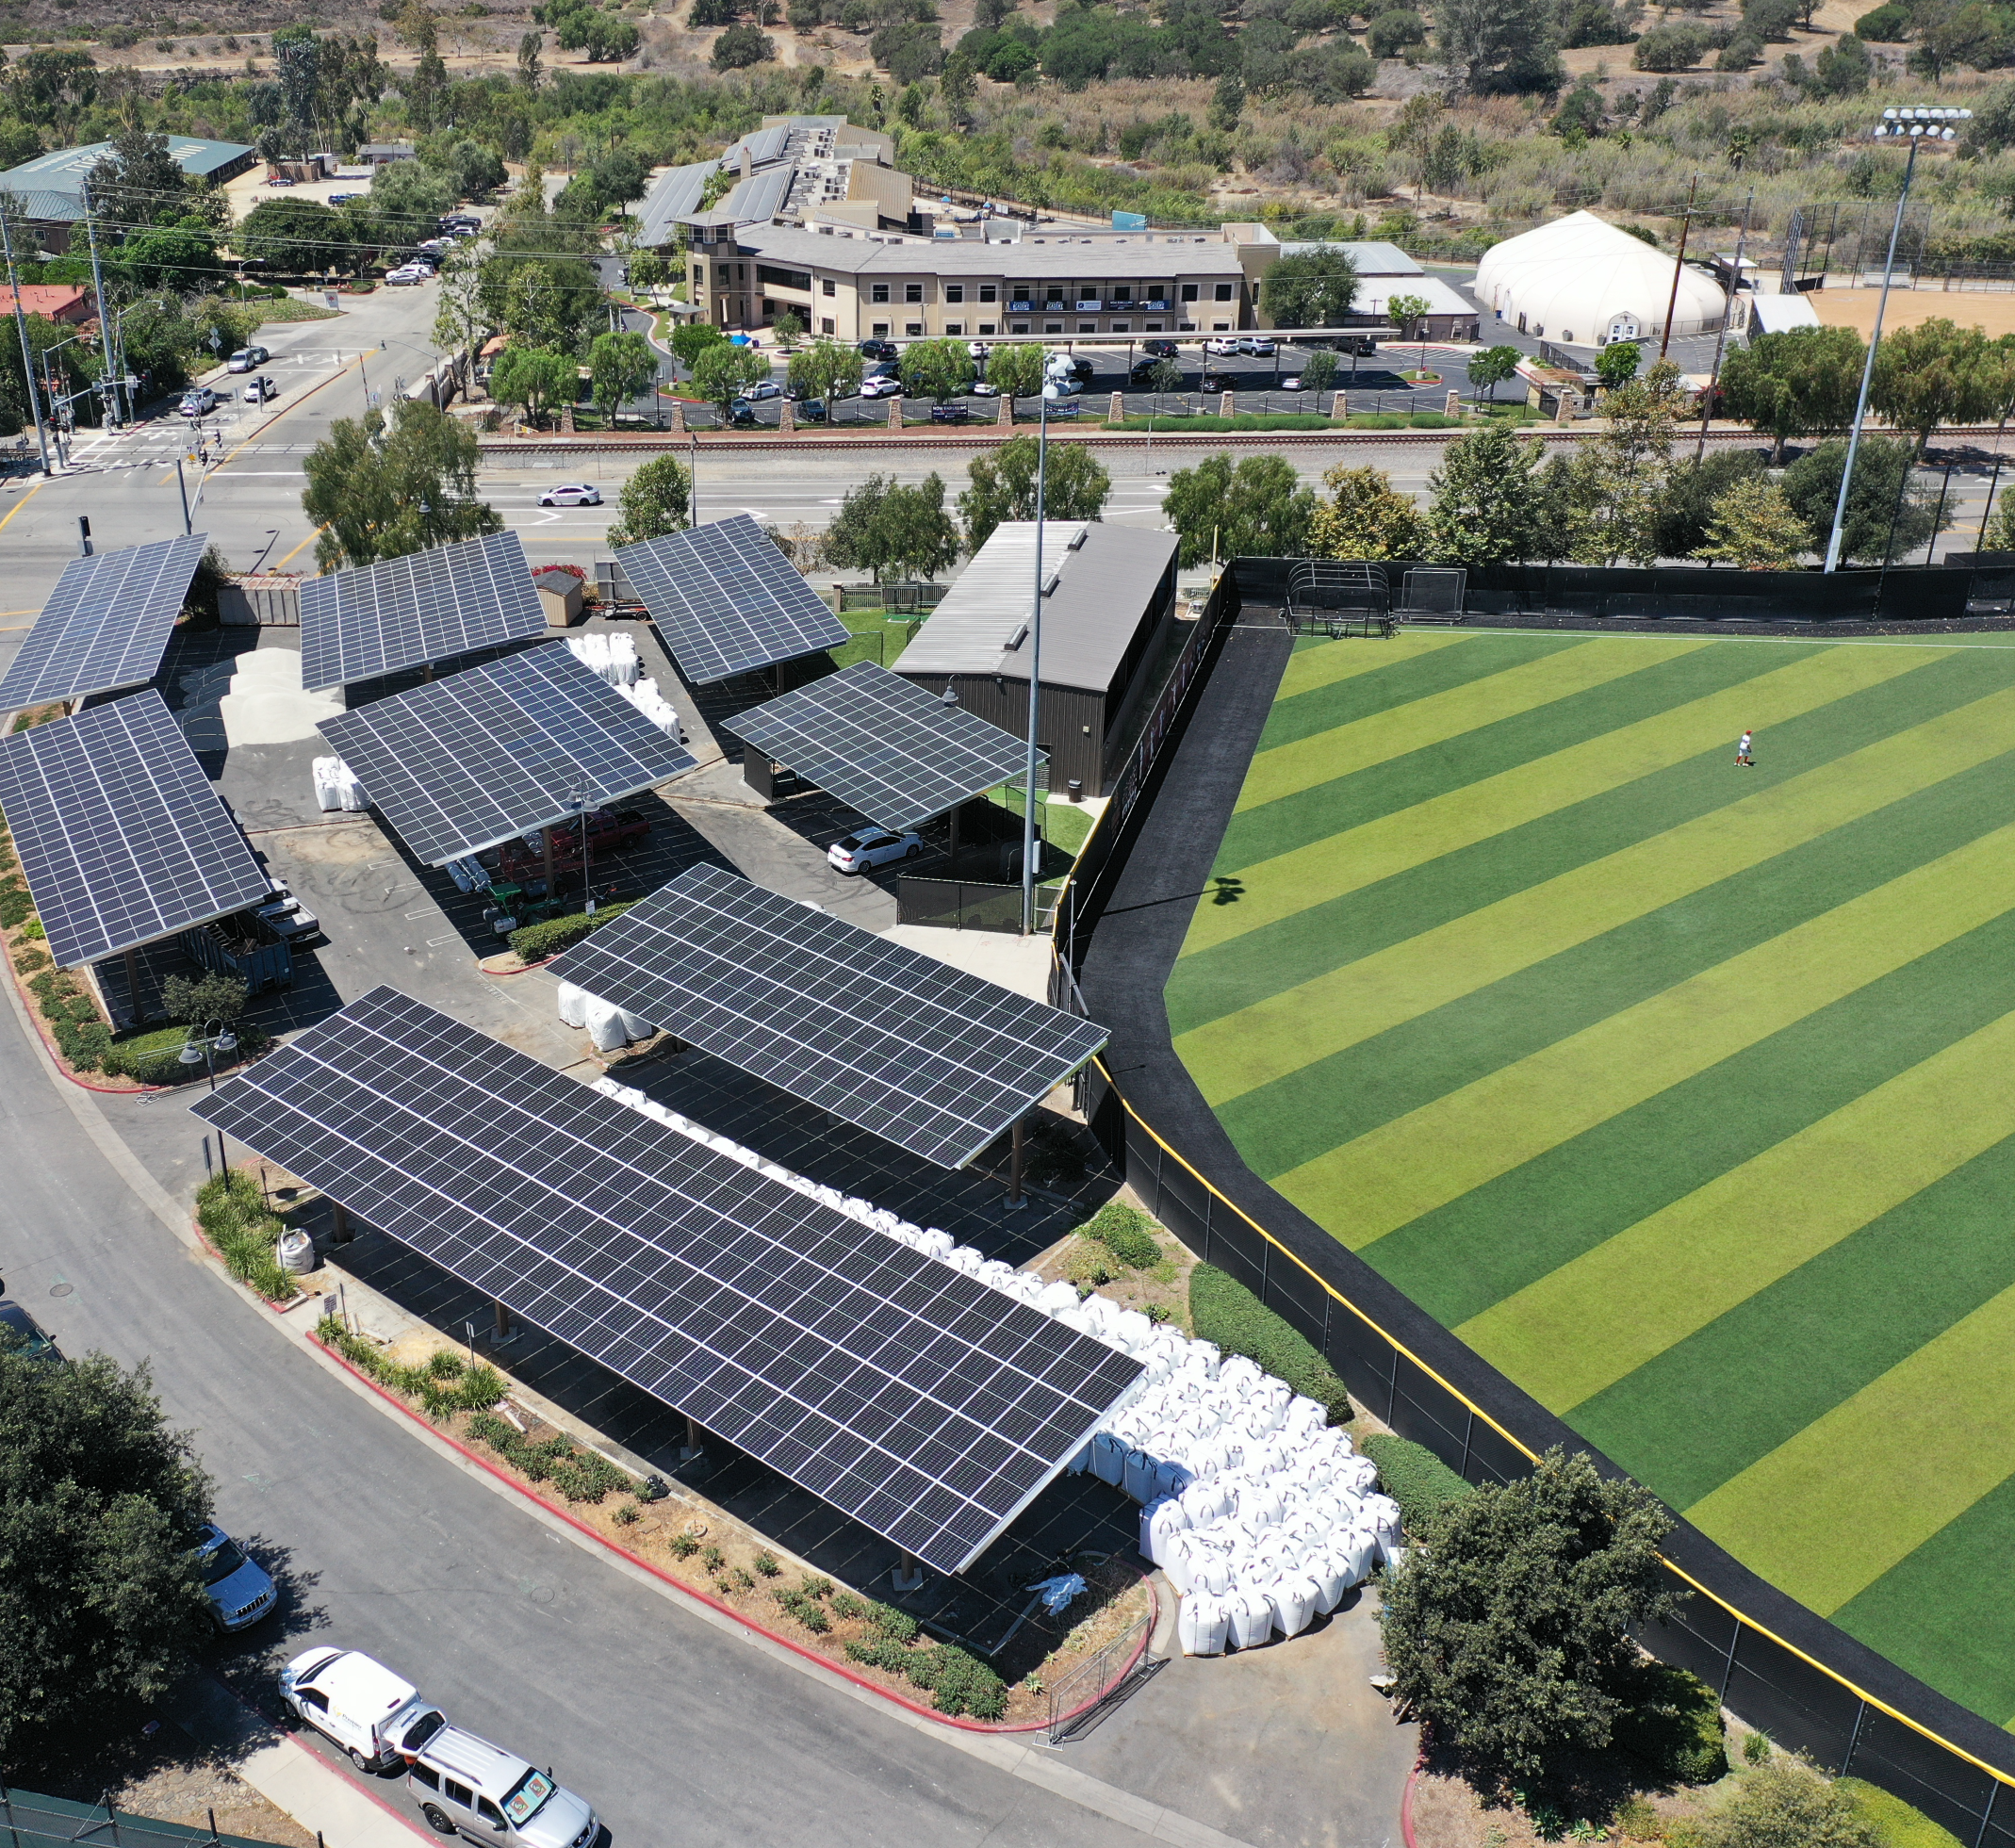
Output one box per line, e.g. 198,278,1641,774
893,521,1180,799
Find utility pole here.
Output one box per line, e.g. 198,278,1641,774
0,209,53,476
1658,176,1698,362
1696,189,1753,463
80,185,123,429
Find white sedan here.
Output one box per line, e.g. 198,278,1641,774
385,265,429,286
538,482,602,506
827,826,924,874
741,380,783,401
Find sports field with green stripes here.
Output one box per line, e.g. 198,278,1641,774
1166,628,2015,1729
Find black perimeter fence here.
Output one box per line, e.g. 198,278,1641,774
1046,557,2015,1844
0,1786,285,1848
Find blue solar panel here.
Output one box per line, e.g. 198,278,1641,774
0,534,207,709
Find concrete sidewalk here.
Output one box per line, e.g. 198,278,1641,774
176,1679,429,1848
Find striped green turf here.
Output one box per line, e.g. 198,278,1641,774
1168,632,2015,1728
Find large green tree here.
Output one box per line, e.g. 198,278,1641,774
827,472,961,581
497,256,606,355
490,344,577,428
1435,0,1563,90
302,400,502,570
1781,435,1947,564
1378,1448,1675,1788
588,328,657,424
1695,476,1810,568
958,433,1112,548
1306,463,1423,559
1162,452,1316,565
606,455,691,547
1560,358,1689,564
0,1346,216,1758
787,335,864,408
985,341,1047,417
1261,249,1359,328
691,341,771,419
1466,343,1521,403
87,125,189,230
1424,421,1550,563
1871,317,2010,451
670,319,729,372
1714,325,1866,463
234,196,353,275
899,335,976,403
1649,450,1769,559
116,220,220,295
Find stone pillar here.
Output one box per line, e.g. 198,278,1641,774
888,396,903,431
666,399,684,433
1220,389,1236,417
1331,391,1351,423
560,403,576,434
778,399,795,433
1445,388,1462,417
1108,390,1125,422
1555,390,1577,426
996,393,1011,426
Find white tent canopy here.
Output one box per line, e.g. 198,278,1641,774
1475,210,1728,349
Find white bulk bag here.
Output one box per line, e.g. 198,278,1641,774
1337,1456,1380,1494
311,756,341,810
1228,1589,1274,1650
1113,1309,1154,1349
1310,1554,1352,1615
1195,1555,1232,1597
1180,1594,1228,1658
614,1006,653,1041
1160,1529,1197,1596
555,981,590,1028
916,1229,956,1257
1270,1576,1319,1641
1141,1495,1189,1564
1152,1458,1191,1502
1339,1527,1379,1586
1036,1280,1080,1316
1090,1431,1127,1486
1122,1448,1157,1504
1220,1356,1263,1395
1363,1494,1403,1546
1284,1397,1328,1439
582,997,627,1051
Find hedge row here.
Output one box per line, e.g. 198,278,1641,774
318,1317,508,1420
198,1169,296,1301
465,1409,631,1502
509,900,635,963
1359,1431,1473,1536
831,1593,1007,1718
1188,1263,1352,1425
100,1022,271,1085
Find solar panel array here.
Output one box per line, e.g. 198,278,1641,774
317,644,696,867
190,987,1140,1573
0,534,209,710
299,532,547,690
724,661,1036,835
0,690,270,968
551,865,1109,1168
614,515,849,686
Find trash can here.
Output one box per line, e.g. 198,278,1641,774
1067,779,1083,802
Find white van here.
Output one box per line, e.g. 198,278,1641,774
280,1648,447,1772
406,1726,598,1848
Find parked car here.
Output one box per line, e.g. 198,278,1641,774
858,337,899,362
244,375,280,404
254,891,319,940
740,380,782,401
179,386,217,417
726,401,761,426
328,191,363,204
1142,337,1179,358
1280,374,1303,392
1237,335,1278,357
188,1522,277,1632
494,809,649,880
966,340,991,360
406,1725,598,1848
969,380,999,397
1200,368,1234,393
0,1295,60,1362
1062,355,1095,382
859,375,904,399
265,173,294,187
226,344,270,373
385,265,429,286
828,826,925,875
1204,336,1240,355
1130,356,1182,385
929,402,970,423
538,483,602,506
794,398,827,422
283,1648,447,1772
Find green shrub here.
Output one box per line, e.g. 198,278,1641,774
508,900,636,963
1080,1201,1160,1268
1743,1729,1771,1764
866,1601,918,1643
1189,1263,1352,1423
831,1590,867,1619
845,1636,913,1673
1613,1662,1728,1786
614,1501,642,1526
753,1549,780,1577
426,1349,467,1380
1838,1779,1962,1848
197,1169,296,1300
669,1530,699,1558
1361,1431,1472,1535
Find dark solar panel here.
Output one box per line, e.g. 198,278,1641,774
0,534,208,709
0,690,270,968
190,987,1139,1573
317,644,696,867
550,865,1108,1168
614,515,848,685
724,661,1036,835
298,531,546,690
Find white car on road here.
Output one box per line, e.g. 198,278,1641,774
538,483,602,506
385,264,430,286
827,826,925,874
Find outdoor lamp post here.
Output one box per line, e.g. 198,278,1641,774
1825,106,1972,574
179,1018,238,1094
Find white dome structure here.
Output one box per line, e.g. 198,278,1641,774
1474,210,1728,350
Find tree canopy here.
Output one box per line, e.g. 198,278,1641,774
1870,317,2014,450
1162,452,1316,564
691,341,770,417
1715,326,1867,462
1306,464,1423,560
1781,435,1947,564
588,328,656,422
606,454,691,547
1261,249,1359,328
235,196,352,275
827,471,961,581
302,400,502,569
958,434,1112,548
900,336,977,403
788,336,864,405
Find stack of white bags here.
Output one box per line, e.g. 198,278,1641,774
565,631,639,687
592,1073,1402,1658
613,677,684,742
561,982,655,1054
311,755,369,812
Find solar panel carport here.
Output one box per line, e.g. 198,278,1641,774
550,865,1109,1168
0,534,209,711
191,987,1140,1574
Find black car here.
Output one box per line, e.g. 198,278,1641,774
795,398,828,422
1130,356,1182,385
1201,368,1234,393
1065,355,1096,382
727,402,761,427
1142,338,1179,358
859,338,899,362
0,1296,61,1363
929,402,970,423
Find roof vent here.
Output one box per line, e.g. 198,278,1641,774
1041,570,1062,597
1007,620,1029,648
1067,526,1088,550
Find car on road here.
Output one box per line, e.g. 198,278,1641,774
1142,337,1179,358
538,483,602,506
1237,335,1278,357
189,1522,277,1632
244,376,280,404
740,380,782,401
179,386,217,417
407,1726,598,1848
859,375,904,399
385,265,429,286
226,345,270,372
0,1294,60,1362
858,337,899,362
283,1648,447,1772
828,826,925,875
1204,336,1241,355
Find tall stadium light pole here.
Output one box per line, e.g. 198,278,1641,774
1021,361,1051,937
0,210,53,476
1826,107,1969,574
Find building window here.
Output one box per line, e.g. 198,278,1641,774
717,266,733,285
979,285,997,302
872,321,890,336
1077,322,1096,334
945,285,963,303
821,317,835,335
1213,320,1230,331
1044,321,1063,335
1010,322,1029,335
944,322,964,335
762,298,776,318
1145,321,1162,332
1180,283,1199,302
871,284,890,303
1214,283,1234,301
905,321,924,336
979,321,997,335
737,264,746,280
822,278,836,297
1110,321,1129,333
692,265,705,290
905,283,924,303
757,264,811,292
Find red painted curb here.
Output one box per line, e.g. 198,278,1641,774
1401,1752,1422,1848
307,1332,1152,1735
2,956,165,1095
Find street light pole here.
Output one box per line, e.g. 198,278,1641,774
0,209,54,477
1825,106,1969,574
1020,368,1049,937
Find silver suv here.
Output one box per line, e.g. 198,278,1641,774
407,1726,598,1848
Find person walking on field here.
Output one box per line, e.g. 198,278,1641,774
1737,728,1755,768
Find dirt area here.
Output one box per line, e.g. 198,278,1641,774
1811,287,2015,340
1028,1195,1198,1330
20,1716,315,1848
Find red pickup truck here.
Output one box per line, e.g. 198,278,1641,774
492,807,650,880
